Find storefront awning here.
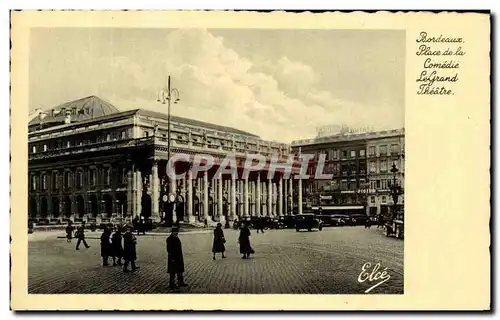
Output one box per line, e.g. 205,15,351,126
312,206,364,210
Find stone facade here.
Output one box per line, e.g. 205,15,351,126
28,96,304,225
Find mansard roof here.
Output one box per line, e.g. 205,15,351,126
28,95,120,126
134,109,259,138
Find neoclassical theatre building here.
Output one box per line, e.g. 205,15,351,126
28,96,306,226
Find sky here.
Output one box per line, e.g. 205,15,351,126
29,28,405,143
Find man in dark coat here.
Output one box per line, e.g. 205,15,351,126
100,226,112,266
111,225,123,266
122,225,139,272
256,217,265,233
65,221,74,242
239,222,254,259
75,223,90,250
166,226,187,289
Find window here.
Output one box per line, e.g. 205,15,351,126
369,146,375,156
333,150,338,159
370,180,376,189
380,160,388,172
371,196,375,204
370,162,376,173
32,146,36,153
391,144,399,154
342,150,348,159
376,180,381,189
341,180,348,190
380,145,387,155
121,168,128,184
66,140,71,148
106,133,111,142
381,179,387,190
350,150,356,158
43,144,47,152
104,168,111,185
382,196,387,203
121,131,127,139
31,176,37,190
42,175,47,190
360,149,366,157
64,171,70,189
52,172,59,190
89,169,96,186
76,171,83,188
144,131,149,137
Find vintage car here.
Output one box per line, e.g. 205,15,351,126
279,216,297,229
350,214,369,226
294,214,323,232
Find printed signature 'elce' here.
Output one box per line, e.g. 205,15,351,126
358,262,391,293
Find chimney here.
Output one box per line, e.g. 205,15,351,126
64,110,72,124
39,111,46,120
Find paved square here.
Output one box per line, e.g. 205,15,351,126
28,227,403,294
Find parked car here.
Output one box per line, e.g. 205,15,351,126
294,214,323,232
351,214,369,226
279,216,296,229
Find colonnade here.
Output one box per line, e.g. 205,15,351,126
139,161,304,223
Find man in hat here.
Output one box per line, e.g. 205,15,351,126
166,226,187,289
75,223,90,250
123,225,139,272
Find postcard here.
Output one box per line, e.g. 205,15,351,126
10,10,490,311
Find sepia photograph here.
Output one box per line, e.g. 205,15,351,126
26,27,405,294
10,10,490,311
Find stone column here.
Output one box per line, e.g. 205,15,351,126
217,176,224,223
289,178,294,215
127,166,133,217
151,161,160,222
278,177,283,216
187,168,194,223
298,177,303,215
267,179,272,217
272,183,277,216
256,174,261,217
136,169,142,217
244,178,249,217
203,171,209,221
262,182,267,216
231,177,237,221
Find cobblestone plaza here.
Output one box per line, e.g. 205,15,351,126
29,227,403,294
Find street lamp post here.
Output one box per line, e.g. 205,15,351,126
390,163,402,221
157,75,180,224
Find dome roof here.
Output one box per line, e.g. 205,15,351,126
29,95,120,126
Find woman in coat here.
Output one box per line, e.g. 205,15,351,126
111,225,123,266
123,225,139,272
212,223,226,260
238,222,254,259
100,226,112,266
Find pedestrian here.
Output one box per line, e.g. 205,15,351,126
100,226,112,266
257,217,265,233
65,221,74,243
203,217,208,228
212,223,226,260
111,225,123,266
238,222,254,259
75,223,90,250
123,225,139,272
364,217,371,229
166,226,187,289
